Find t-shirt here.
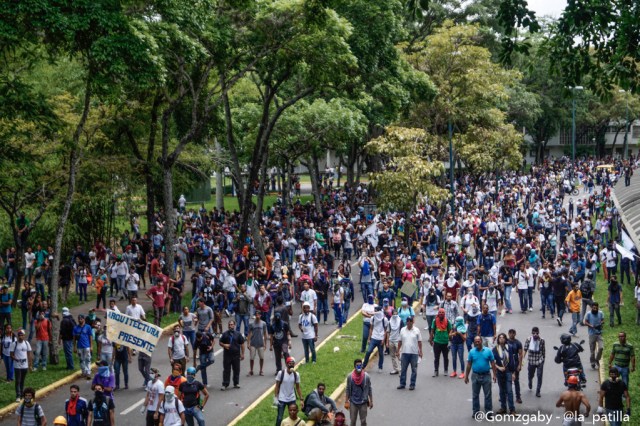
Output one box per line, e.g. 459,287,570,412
196,306,214,331
35,319,50,341
431,319,451,345
276,369,300,402
88,397,115,426
168,335,189,360
281,418,307,426
248,320,267,348
584,311,604,336
467,346,495,374
11,340,32,371
146,379,165,411
179,380,205,408
0,293,13,314
601,379,627,410
477,314,496,337
17,403,45,426
298,313,318,340
180,313,196,332
1,334,16,357
125,304,145,320
400,326,422,354
611,343,635,368
159,397,185,426
73,324,93,349
370,313,388,341
147,286,166,308
361,303,375,324
300,289,317,311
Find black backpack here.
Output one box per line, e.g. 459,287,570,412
19,403,42,426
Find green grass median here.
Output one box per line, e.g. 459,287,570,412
234,315,364,426
592,269,638,424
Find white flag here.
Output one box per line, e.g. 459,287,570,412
362,223,379,248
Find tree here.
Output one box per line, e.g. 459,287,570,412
367,127,448,213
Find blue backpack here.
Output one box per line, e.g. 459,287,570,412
362,261,370,276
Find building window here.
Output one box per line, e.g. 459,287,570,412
633,126,640,139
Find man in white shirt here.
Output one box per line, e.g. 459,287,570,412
24,248,36,285
142,368,164,421
274,357,302,426
168,325,190,373
515,264,530,313
397,317,423,390
125,296,146,321
158,385,185,426
298,302,318,364
363,308,388,372
300,282,317,315
525,262,537,312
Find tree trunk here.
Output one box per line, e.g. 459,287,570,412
337,156,343,188
162,165,177,277
145,95,161,234
215,137,224,210
145,166,155,234
307,154,322,214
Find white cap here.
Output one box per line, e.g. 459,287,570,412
165,385,175,394
62,307,70,316
302,301,311,308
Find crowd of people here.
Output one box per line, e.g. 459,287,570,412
2,155,640,426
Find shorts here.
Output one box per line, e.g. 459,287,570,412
249,346,265,360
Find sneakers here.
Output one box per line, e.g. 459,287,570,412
458,373,465,379
397,385,405,389
390,370,399,375
432,371,438,377
529,307,533,312
516,398,522,404
409,385,415,390
496,408,507,415
15,398,20,403
42,367,46,371
557,317,562,326
536,391,541,397
449,371,457,378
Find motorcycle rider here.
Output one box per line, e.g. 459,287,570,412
555,333,587,386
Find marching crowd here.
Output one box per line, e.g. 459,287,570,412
2,155,640,426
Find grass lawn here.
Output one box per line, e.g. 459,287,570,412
0,306,183,407
234,314,364,426
592,268,638,423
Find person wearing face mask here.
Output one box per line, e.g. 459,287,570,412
141,367,165,426
397,298,415,327
423,287,441,332
168,325,190,374
360,295,376,353
158,385,185,426
164,363,186,399
178,367,208,426
274,357,302,426
270,311,292,373
33,310,51,371
17,387,47,426
91,360,115,400
345,358,373,426
429,308,451,377
64,384,88,426
386,309,402,375
363,306,388,372
597,368,630,426
87,383,115,426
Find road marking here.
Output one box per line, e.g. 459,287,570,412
120,398,145,415
215,348,223,356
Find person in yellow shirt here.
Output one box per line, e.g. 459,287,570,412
280,402,306,426
565,283,582,337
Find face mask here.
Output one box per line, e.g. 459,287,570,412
165,393,175,402
174,332,180,338
355,365,363,372
172,370,180,377
187,375,195,383
24,397,32,405
401,301,407,306
98,366,110,377
94,391,103,398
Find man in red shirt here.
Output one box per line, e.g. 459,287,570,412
33,311,52,370
146,281,166,326
150,253,160,281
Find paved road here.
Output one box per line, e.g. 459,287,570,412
4,262,364,426
354,189,606,426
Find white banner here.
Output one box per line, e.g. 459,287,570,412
106,310,162,356
361,222,379,248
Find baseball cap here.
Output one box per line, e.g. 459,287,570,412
62,307,70,316
286,357,296,364
302,302,311,308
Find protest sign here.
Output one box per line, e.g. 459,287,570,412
106,309,162,356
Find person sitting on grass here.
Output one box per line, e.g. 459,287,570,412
303,382,337,424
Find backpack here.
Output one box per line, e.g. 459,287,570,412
170,334,187,349
20,403,42,426
276,369,299,385
341,280,352,300
162,397,180,413
361,261,370,276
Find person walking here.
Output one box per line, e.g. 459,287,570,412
345,359,373,426
464,336,497,419
429,308,451,377
64,384,88,426
477,304,496,348
158,385,185,426
73,315,94,380
397,317,422,390
274,356,302,426
608,331,635,387
523,326,545,397
360,295,375,353
386,309,402,375
114,343,132,390
178,367,209,426
298,302,318,364
555,376,591,425
141,367,164,426
450,317,467,379
87,383,115,426
583,302,604,370
565,282,582,337
219,319,245,390
363,307,388,372
11,329,31,402
168,325,190,374
247,310,268,376
192,331,214,387
493,333,515,415
598,368,630,426
507,329,524,404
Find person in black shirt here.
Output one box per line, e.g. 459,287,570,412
219,320,245,390
179,367,209,426
552,274,569,326
598,367,630,425
193,332,215,387
270,311,292,373
87,383,115,426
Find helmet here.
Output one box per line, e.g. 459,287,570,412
567,375,579,386
186,367,196,375
54,416,68,426
560,334,572,345
286,357,296,365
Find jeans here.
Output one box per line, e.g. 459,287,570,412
504,286,513,311
153,306,164,327
497,370,515,411
569,312,580,334
363,339,384,369
433,342,449,372
197,352,215,385
235,314,250,337
34,340,49,369
527,288,533,309
183,330,196,348
317,298,329,322
400,353,419,387
362,282,373,301
117,275,126,295
276,400,297,426
79,347,92,376
333,303,343,328
541,293,554,316
450,343,464,372
614,365,629,387
138,352,151,385
342,301,351,322
184,406,206,426
63,340,74,369
21,307,28,330
302,338,316,363
15,368,27,398
555,298,565,320
114,358,129,387
609,303,622,326
527,363,544,393
471,372,493,413
588,334,603,364
606,408,624,426
517,289,529,312
361,322,371,352
78,283,88,302
3,354,14,380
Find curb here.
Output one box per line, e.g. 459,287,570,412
227,308,364,426
0,320,179,419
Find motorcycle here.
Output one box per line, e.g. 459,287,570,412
554,335,587,389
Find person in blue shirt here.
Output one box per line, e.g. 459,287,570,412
73,315,94,379
464,335,497,418
0,285,13,331
64,384,88,426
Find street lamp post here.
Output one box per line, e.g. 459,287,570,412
571,86,584,168
448,120,454,215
